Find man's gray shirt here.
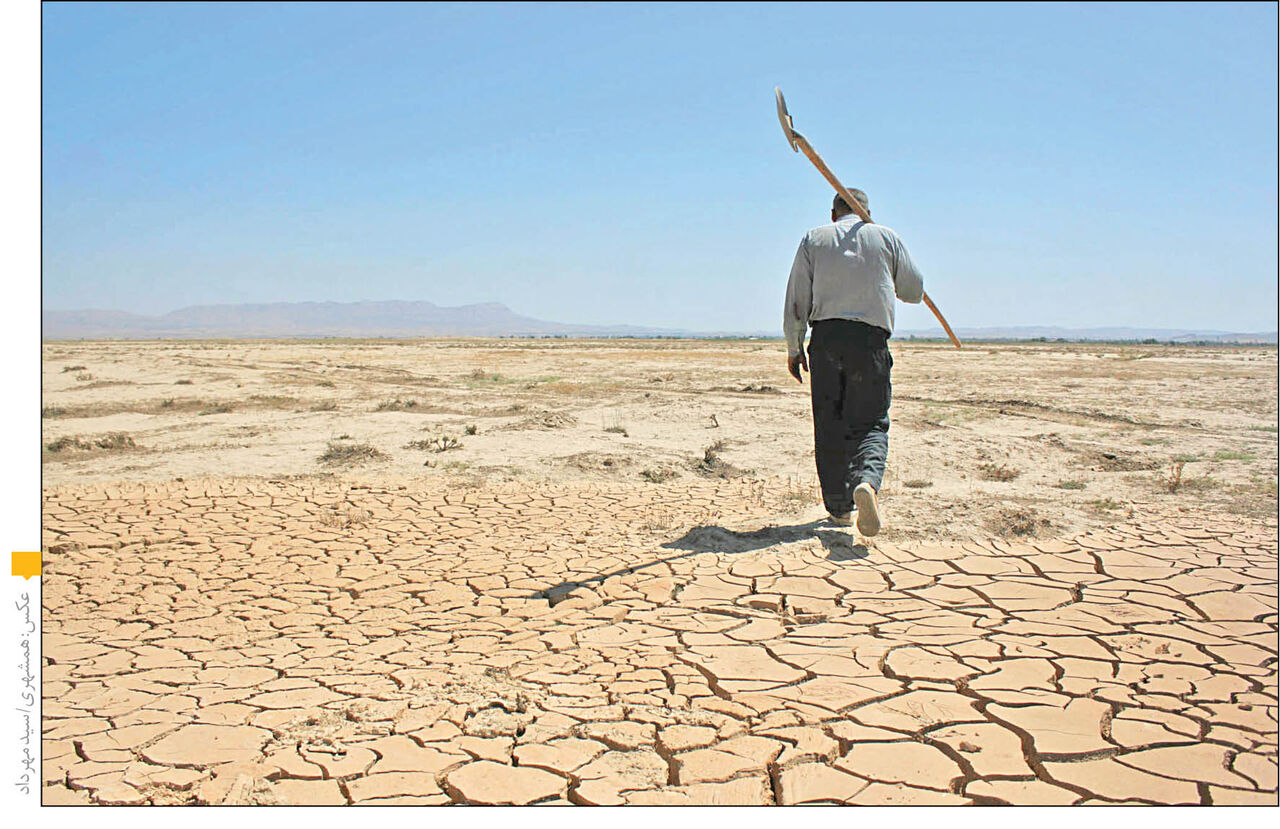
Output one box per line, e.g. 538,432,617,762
783,215,924,356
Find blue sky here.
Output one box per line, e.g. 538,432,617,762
42,2,1278,332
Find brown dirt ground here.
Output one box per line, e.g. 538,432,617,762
39,339,1278,805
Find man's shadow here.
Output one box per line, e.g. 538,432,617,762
660,520,870,562
534,519,868,603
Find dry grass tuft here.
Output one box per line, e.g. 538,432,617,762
985,506,1051,537
318,440,388,465
45,432,137,454
978,462,1021,482
375,398,420,412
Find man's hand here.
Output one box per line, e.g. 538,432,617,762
787,352,808,384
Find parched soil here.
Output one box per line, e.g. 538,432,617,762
39,339,1278,804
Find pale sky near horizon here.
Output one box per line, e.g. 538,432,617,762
42,2,1278,333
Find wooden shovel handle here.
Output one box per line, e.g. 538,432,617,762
795,136,962,349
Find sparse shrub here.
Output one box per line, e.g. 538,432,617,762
175,379,193,385
978,462,1020,482
198,403,234,416
1213,450,1255,462
45,432,137,453
985,506,1050,537
375,398,419,412
74,372,94,381
903,479,933,489
1055,479,1087,490
1087,498,1124,512
318,440,387,465
61,365,86,373
1171,453,1200,464
640,467,678,483
405,436,460,453
1163,461,1186,493
41,406,67,418
159,398,175,408
316,380,336,388
464,424,478,436
604,426,629,437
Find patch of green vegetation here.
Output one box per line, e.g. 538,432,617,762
1087,497,1124,512
1246,424,1278,433
1212,450,1256,462
1171,453,1201,464
61,365,86,373
1055,479,1087,490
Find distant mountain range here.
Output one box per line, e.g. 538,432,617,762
41,301,1277,344
42,301,681,339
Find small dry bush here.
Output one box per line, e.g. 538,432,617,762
640,467,678,483
61,365,86,373
604,425,629,437
464,424,478,436
318,440,388,465
41,406,67,418
903,479,933,489
175,379,193,385
693,440,748,479
1055,479,1087,490
199,403,235,416
977,462,1020,482
375,398,419,412
985,506,1051,537
45,432,137,453
405,436,461,453
74,372,94,381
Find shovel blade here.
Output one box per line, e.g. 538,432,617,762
775,87,799,152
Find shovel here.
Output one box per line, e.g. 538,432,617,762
775,87,962,349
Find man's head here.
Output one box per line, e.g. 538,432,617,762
831,188,869,221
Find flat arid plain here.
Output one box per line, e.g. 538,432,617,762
40,338,1279,805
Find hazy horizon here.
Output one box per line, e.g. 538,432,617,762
42,3,1279,333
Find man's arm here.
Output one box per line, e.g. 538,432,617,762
783,237,813,357
890,234,924,303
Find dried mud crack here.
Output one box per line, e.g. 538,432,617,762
42,477,1277,805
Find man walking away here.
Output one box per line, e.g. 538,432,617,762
783,189,925,536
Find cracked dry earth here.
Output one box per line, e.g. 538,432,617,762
42,477,1278,806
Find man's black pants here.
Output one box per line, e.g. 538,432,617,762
807,319,892,516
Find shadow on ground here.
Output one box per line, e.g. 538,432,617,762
535,520,868,604
661,521,869,562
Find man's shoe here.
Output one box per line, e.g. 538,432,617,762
853,483,881,537
828,512,853,527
